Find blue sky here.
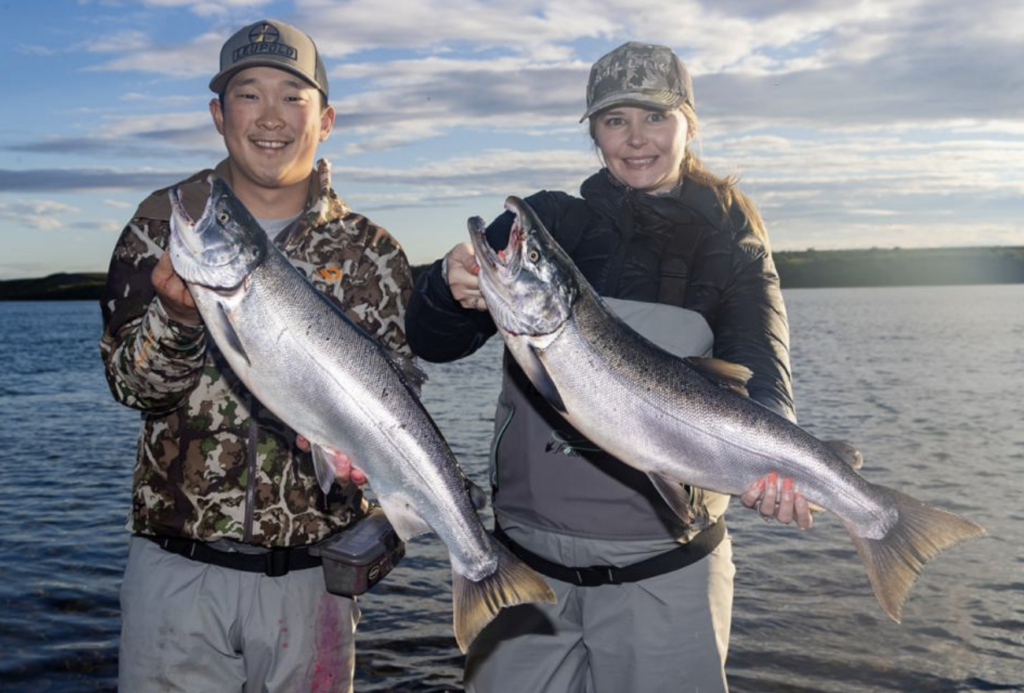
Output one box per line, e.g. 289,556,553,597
2,0,1023,279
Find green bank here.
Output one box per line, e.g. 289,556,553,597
2,246,1023,300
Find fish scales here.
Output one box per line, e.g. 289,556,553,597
469,195,986,624
168,177,555,652
230,249,491,567
538,286,885,529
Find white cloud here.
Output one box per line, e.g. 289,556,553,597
5,0,1023,270
103,199,135,209
131,0,275,15
87,29,224,78
0,200,83,231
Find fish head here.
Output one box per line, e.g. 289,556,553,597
168,176,268,290
469,196,580,338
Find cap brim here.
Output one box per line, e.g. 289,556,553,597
579,91,684,123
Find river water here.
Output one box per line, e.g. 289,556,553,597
0,285,1021,692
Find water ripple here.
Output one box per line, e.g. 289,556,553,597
2,287,1023,692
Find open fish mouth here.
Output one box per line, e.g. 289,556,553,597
471,197,535,279
467,196,575,341
166,177,263,290
168,186,199,254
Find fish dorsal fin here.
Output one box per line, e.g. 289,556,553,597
524,344,566,414
648,472,699,525
684,357,752,397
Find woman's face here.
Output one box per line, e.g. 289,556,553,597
592,106,688,194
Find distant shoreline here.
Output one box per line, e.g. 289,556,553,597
2,246,1022,301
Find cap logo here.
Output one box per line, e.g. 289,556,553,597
594,56,671,83
233,23,297,63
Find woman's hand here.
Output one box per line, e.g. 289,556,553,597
739,472,812,529
296,435,368,486
152,252,201,325
444,242,488,312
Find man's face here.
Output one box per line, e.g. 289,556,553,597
210,66,334,202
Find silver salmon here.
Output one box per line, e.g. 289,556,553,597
468,196,985,623
168,178,554,652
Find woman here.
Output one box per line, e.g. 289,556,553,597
406,41,809,693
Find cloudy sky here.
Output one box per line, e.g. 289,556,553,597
3,0,1023,279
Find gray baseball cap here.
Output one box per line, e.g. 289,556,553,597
580,42,693,122
209,19,329,99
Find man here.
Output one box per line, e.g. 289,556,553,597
100,19,412,691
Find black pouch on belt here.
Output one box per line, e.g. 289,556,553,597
310,505,405,597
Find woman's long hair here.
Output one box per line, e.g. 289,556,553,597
590,104,768,241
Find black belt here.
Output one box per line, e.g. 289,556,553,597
493,517,725,587
143,535,322,577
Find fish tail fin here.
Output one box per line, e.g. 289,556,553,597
845,488,986,623
451,540,556,653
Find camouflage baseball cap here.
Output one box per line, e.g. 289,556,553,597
580,42,693,122
209,19,329,99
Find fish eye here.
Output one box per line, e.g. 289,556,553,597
527,249,540,263
217,211,231,224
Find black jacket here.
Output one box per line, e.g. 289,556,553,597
406,169,795,421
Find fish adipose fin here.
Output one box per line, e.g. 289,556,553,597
525,345,566,414
845,488,986,623
826,439,864,470
386,349,428,398
649,472,700,525
451,540,556,653
684,357,752,397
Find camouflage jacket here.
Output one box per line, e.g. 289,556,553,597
100,159,414,548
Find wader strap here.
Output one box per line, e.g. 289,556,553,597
493,517,725,587
142,535,322,577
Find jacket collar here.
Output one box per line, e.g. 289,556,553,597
581,168,696,233
210,157,351,249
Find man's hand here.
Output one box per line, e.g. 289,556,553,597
296,435,368,486
152,253,201,325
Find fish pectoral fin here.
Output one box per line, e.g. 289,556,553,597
684,357,752,397
524,345,567,414
375,494,433,541
310,444,339,494
648,472,699,525
214,303,251,366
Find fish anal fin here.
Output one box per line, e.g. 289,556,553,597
684,357,751,397
845,487,986,623
375,493,433,542
451,539,556,653
648,472,699,525
524,344,566,414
